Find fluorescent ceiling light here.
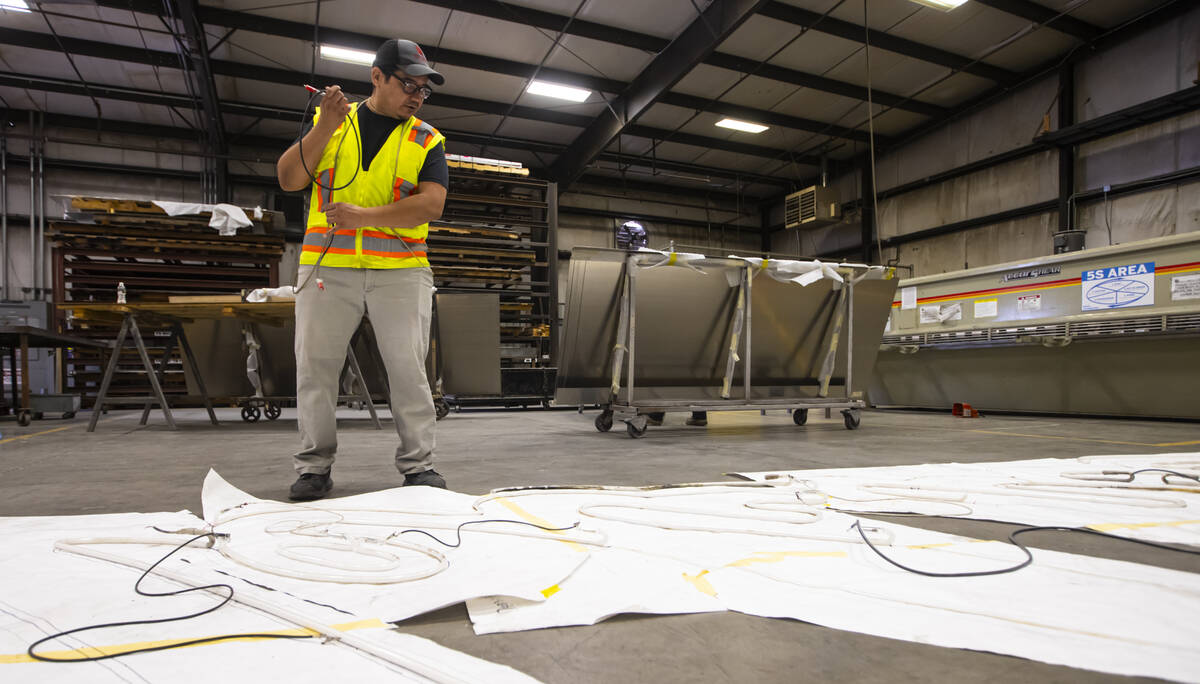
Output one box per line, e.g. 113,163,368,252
715,118,768,134
0,0,31,12
526,80,591,103
319,44,376,66
905,0,968,11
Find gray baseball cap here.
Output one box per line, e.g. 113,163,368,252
373,39,444,86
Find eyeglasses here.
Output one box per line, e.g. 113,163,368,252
394,76,433,100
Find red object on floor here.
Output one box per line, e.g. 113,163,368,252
952,402,981,418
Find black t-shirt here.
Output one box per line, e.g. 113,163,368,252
311,106,448,188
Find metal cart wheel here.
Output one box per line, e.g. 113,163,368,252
241,405,261,422
435,398,451,420
17,411,31,426
63,411,76,420
792,408,808,426
594,410,613,432
626,420,647,439
264,403,282,421
842,409,861,430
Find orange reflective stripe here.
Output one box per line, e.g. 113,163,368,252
361,229,423,242
302,245,358,255
316,169,335,210
363,249,427,259
393,177,416,201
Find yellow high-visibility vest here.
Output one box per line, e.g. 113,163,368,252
302,102,445,269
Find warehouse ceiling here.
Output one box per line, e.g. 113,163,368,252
0,0,1185,202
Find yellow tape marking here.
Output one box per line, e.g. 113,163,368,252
682,570,717,597
1,618,388,664
905,540,992,550
1152,440,1200,447
0,425,76,445
1088,520,1200,532
494,497,588,552
725,550,846,567
541,584,561,598
968,430,1158,447
668,253,677,265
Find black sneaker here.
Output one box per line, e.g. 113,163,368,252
289,472,332,501
403,469,447,489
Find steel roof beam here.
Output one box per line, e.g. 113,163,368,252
0,74,798,189
756,1,1019,84
551,0,769,188
95,0,889,142
401,0,945,116
0,26,809,165
972,0,1103,42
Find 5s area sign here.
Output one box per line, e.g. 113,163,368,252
1081,262,1155,311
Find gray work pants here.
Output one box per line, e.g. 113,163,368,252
293,264,436,475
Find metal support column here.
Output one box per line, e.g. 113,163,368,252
1057,63,1075,232
861,162,876,264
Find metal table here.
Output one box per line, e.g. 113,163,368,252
0,325,111,426
59,302,380,431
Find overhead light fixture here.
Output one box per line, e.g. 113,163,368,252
715,118,768,134
0,0,31,13
526,80,591,103
319,44,376,66
904,0,968,11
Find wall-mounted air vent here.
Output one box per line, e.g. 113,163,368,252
784,185,841,228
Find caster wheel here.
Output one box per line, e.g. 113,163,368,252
792,408,808,426
842,409,861,430
17,411,31,427
435,398,451,420
594,410,613,433
241,405,261,422
62,411,76,420
626,420,646,439
264,403,282,421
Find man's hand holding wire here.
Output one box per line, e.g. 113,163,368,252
324,202,370,230
315,85,350,133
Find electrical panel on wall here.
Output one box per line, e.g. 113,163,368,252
784,186,841,229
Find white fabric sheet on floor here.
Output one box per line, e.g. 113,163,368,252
462,481,1200,682
0,509,541,683
5,464,1199,683
733,452,1200,546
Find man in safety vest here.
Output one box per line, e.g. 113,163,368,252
276,38,448,501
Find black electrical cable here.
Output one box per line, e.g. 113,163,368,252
291,87,367,293
295,88,362,193
392,519,582,548
1125,468,1200,484
27,533,313,663
851,519,1200,579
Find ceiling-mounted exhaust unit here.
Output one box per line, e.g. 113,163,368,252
784,185,841,229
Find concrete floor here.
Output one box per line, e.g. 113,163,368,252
2,406,1198,682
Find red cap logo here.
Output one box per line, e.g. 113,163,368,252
415,45,426,61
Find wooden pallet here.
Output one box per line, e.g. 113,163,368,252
428,224,520,241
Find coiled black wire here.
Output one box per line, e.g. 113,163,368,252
852,519,1200,579
27,533,312,663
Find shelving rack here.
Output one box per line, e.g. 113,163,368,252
49,198,285,407
430,169,558,406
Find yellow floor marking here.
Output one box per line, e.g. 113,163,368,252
1151,440,1200,447
1088,520,1200,532
494,497,588,552
1,618,387,664
682,570,717,597
0,425,77,445
725,550,846,567
968,430,1158,447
